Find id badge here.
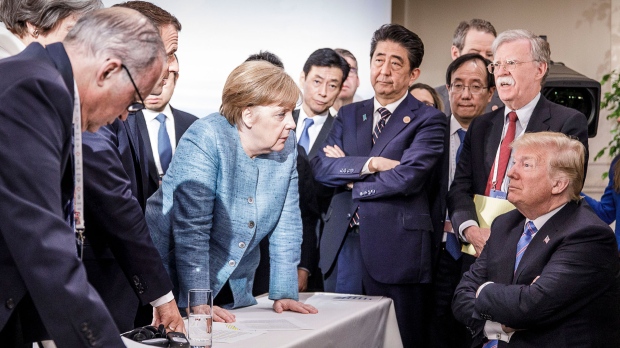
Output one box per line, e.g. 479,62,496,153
489,189,507,200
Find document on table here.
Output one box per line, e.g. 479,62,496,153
231,317,312,331
212,322,266,343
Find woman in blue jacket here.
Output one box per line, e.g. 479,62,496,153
147,61,318,322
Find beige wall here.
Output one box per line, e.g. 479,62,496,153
393,0,618,195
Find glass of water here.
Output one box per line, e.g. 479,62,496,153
188,289,213,347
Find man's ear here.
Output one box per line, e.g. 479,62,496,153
408,68,421,87
551,176,570,195
299,71,306,86
96,58,123,87
450,46,460,60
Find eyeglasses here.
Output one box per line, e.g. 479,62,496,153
349,66,358,76
487,60,535,74
421,101,436,108
449,83,488,95
121,64,145,113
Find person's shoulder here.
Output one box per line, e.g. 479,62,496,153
338,98,373,117
171,106,198,121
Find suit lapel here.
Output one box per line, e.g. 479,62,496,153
484,108,506,173
356,100,374,155
370,94,416,156
309,113,334,159
524,96,551,133
513,202,577,282
135,111,159,189
293,109,300,124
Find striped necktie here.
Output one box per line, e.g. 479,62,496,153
372,107,391,145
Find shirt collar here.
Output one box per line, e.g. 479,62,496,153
504,92,540,129
143,104,173,122
297,107,329,128
373,91,408,115
450,115,466,135
526,202,567,232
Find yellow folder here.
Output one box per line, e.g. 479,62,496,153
461,194,516,255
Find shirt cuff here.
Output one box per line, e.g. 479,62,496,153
150,291,174,307
361,157,374,175
458,220,479,243
476,281,493,298
298,266,310,276
484,321,515,343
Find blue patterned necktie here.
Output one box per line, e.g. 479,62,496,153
156,113,172,174
298,117,314,154
445,129,467,260
484,221,538,348
515,221,537,271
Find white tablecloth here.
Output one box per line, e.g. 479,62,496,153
122,292,402,348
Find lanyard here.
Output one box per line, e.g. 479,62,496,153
72,82,85,259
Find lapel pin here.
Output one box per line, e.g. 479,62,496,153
544,236,550,244
362,114,367,121
403,116,411,124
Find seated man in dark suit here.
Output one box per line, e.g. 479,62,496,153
0,8,164,347
452,131,620,347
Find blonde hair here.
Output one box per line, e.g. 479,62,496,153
511,132,584,201
220,61,300,127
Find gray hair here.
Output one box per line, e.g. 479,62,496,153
492,29,550,64
492,29,550,81
0,0,102,37
452,19,496,52
63,7,165,81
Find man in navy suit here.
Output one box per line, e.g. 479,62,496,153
312,24,446,348
452,132,620,347
82,1,187,331
136,70,197,198
294,48,349,292
0,8,165,347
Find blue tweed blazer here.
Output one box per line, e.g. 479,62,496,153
146,113,302,308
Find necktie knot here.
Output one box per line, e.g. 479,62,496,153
156,113,167,124
303,117,314,128
456,128,466,143
524,221,537,236
508,111,518,123
378,107,391,120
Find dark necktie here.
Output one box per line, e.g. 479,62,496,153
156,113,173,174
485,111,518,195
445,129,467,260
298,118,314,155
372,107,391,145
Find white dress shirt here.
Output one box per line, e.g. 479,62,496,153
459,93,542,238
295,107,329,152
143,106,177,176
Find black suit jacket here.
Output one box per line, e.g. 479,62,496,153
82,127,173,331
447,96,589,234
452,201,620,347
0,43,122,346
135,107,198,198
292,109,336,270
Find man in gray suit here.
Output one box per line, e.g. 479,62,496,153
436,19,503,116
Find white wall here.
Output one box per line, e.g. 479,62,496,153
103,0,391,117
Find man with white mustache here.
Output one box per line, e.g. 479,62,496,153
447,29,589,261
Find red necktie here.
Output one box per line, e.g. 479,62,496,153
485,111,518,195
